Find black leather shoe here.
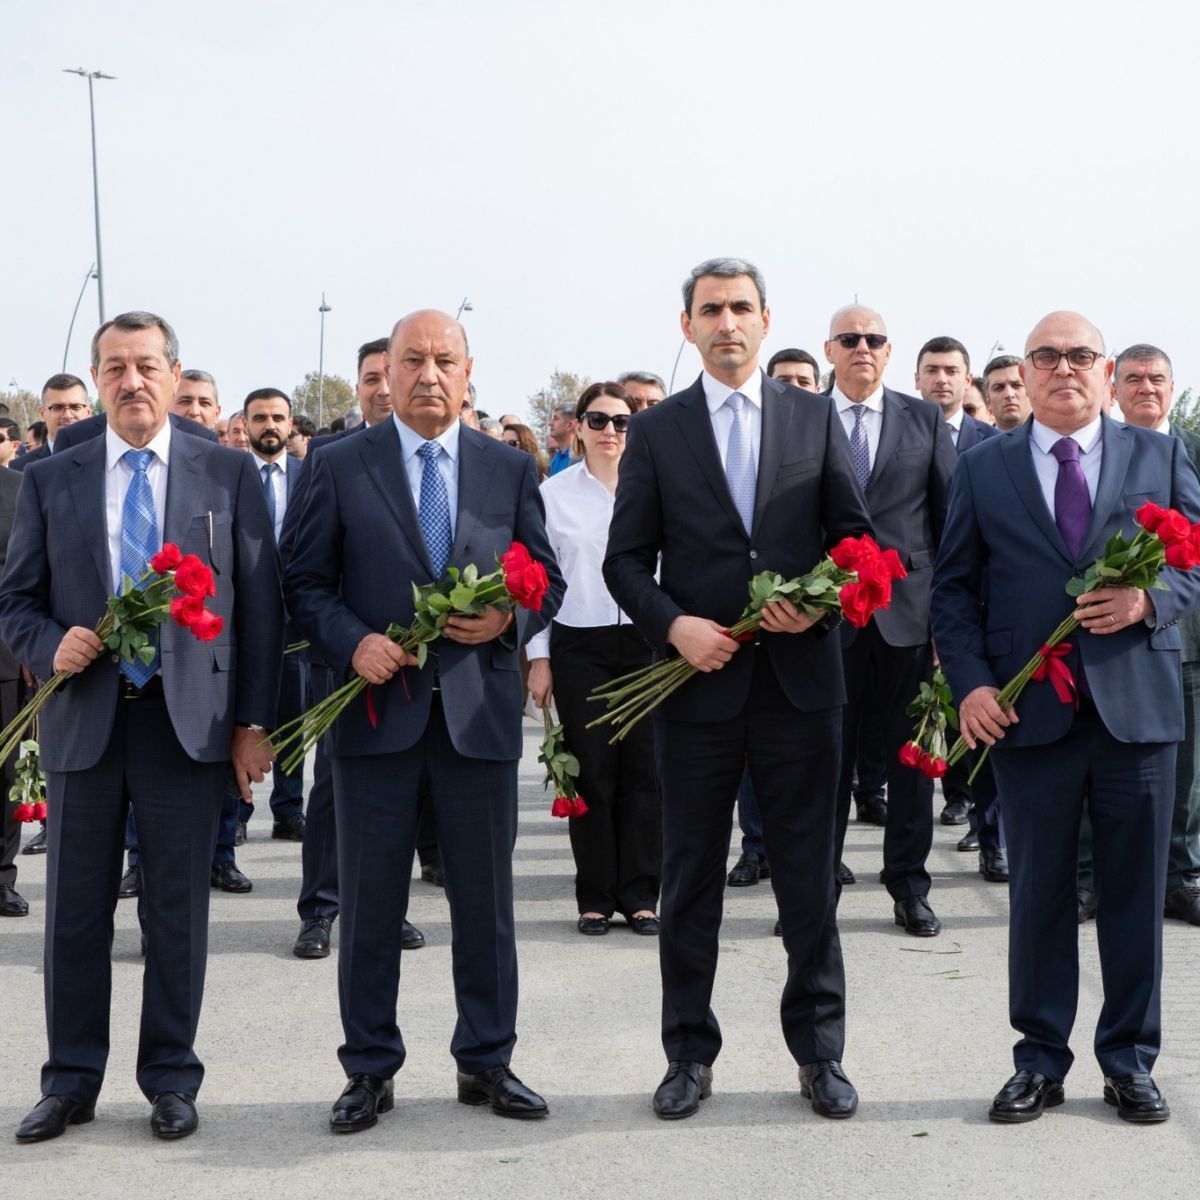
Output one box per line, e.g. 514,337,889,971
1103,1073,1170,1123
799,1060,858,1118
855,795,888,826
457,1065,548,1118
1164,883,1200,925
957,830,980,852
940,798,969,825
293,916,332,958
150,1092,197,1139
118,865,141,899
21,826,47,855
989,1070,1064,1123
1078,889,1097,923
727,850,769,887
628,914,660,935
272,814,306,842
836,860,856,886
330,1074,393,1133
652,1061,712,1120
15,1095,95,1143
401,920,425,950
234,821,247,847
577,915,609,935
210,863,252,893
773,919,783,937
420,861,445,887
979,848,1009,882
894,896,941,937
0,883,29,917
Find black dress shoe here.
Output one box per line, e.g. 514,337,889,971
234,820,247,847
989,1069,1064,1123
118,865,141,899
979,848,1009,882
957,830,981,852
940,798,970,825
855,795,888,826
627,913,660,935
401,920,425,950
1164,883,1200,925
420,861,445,887
577,914,609,935
836,860,856,886
271,814,306,842
15,1095,95,1143
22,825,47,855
210,862,253,893
0,883,29,917
294,916,333,958
773,918,782,936
799,1060,858,1118
1078,889,1097,923
457,1065,548,1118
330,1074,394,1133
652,1061,712,1120
726,850,769,886
150,1092,198,1139
1103,1073,1170,1123
894,896,941,937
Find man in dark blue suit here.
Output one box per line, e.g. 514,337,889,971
932,311,1200,1125
51,405,218,450
286,309,563,1132
0,311,282,1142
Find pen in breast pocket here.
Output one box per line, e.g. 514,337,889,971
206,510,221,575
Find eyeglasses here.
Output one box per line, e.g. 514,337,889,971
1026,347,1104,371
582,411,630,433
829,333,888,351
44,403,91,416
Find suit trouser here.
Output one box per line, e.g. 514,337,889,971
297,663,338,921
0,679,20,889
550,622,661,917
992,705,1173,1080
331,693,519,1078
835,621,934,899
736,770,765,858
42,687,224,1104
965,752,1004,853
655,648,846,1067
241,648,308,824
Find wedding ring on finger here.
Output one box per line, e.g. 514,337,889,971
1109,615,1115,625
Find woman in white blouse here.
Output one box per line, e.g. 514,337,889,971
527,383,661,936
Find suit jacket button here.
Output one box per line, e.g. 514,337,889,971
749,549,758,560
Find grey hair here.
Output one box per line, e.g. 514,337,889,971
91,311,179,369
682,257,766,315
1114,343,1173,379
180,367,218,399
617,370,666,392
478,417,503,435
553,402,576,418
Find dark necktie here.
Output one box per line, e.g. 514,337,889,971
1050,437,1091,558
850,404,871,490
261,462,278,529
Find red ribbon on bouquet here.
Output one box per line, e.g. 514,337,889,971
1030,642,1079,709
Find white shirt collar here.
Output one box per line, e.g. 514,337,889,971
703,368,764,415
105,418,173,472
945,407,964,431
1155,417,1172,435
393,413,461,462
1030,414,1103,456
250,449,288,473
833,383,884,414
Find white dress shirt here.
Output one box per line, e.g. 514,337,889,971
250,450,289,544
105,420,171,593
834,384,885,468
1029,416,1103,518
944,407,964,446
393,413,459,541
703,369,763,470
526,460,630,660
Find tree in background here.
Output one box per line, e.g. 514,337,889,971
0,387,47,429
1170,387,1199,434
291,371,357,426
527,369,591,446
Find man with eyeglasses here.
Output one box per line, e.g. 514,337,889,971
11,374,92,471
932,312,1200,1125
825,308,956,938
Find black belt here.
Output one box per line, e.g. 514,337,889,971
118,674,164,701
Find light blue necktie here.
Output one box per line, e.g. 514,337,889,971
120,449,159,686
261,462,278,529
850,404,871,491
724,392,756,534
417,440,452,576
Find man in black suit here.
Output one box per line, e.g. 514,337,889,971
0,466,28,917
286,310,563,1132
604,258,873,1120
0,311,283,1143
10,375,92,471
825,307,957,937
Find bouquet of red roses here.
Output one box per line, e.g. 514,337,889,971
538,706,588,818
587,535,907,742
8,735,46,824
271,542,551,772
0,543,222,765
898,668,955,779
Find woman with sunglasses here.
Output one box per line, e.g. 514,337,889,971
501,422,547,481
527,382,661,936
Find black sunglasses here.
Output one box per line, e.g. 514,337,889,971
830,333,888,350
582,411,630,433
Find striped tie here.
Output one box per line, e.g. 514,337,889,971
120,449,159,686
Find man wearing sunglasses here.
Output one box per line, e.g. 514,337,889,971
825,309,957,938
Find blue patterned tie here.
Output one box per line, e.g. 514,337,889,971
261,462,277,530
417,440,452,576
120,449,159,686
850,403,871,490
724,392,756,534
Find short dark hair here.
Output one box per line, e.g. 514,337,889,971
983,354,1022,386
766,348,820,381
41,372,87,399
90,311,179,369
180,368,218,399
243,387,291,416
682,257,766,316
0,416,21,441
329,416,346,433
357,338,389,375
291,414,317,438
28,420,47,445
574,381,634,421
1114,343,1173,380
916,336,970,372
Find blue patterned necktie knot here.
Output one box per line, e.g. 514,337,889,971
120,448,159,686
417,440,452,576
724,392,756,534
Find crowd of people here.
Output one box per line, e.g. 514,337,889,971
1,254,1197,1146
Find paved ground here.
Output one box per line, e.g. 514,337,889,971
2,717,1198,1196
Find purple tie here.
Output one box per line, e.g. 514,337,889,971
1050,437,1091,559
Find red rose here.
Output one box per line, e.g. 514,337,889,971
1165,538,1200,571
1136,501,1168,532
170,595,205,628
838,581,874,628
1154,509,1191,546
174,554,216,598
32,801,47,820
551,796,571,818
854,556,894,609
830,534,883,571
568,797,589,817
150,543,184,574
898,741,923,768
189,609,224,642
13,803,34,822
879,548,908,581
922,755,948,780
501,542,550,611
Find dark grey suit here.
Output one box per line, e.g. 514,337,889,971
0,469,23,892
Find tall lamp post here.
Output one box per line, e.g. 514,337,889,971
456,297,473,320
63,68,115,324
63,263,98,371
317,293,331,428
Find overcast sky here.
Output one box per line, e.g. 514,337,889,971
3,0,1198,421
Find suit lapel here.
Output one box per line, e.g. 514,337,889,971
751,376,794,537
1079,417,1132,560
999,424,1073,563
870,388,907,488
163,429,205,547
674,377,750,537
449,427,497,564
66,435,115,594
356,421,435,575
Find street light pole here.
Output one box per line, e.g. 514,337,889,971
456,297,473,320
63,263,98,371
317,293,331,428
63,68,115,324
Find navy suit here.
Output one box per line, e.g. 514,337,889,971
10,444,49,472
0,469,24,894
954,412,997,453
51,410,219,451
932,416,1200,1079
0,430,282,1104
285,419,563,1077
